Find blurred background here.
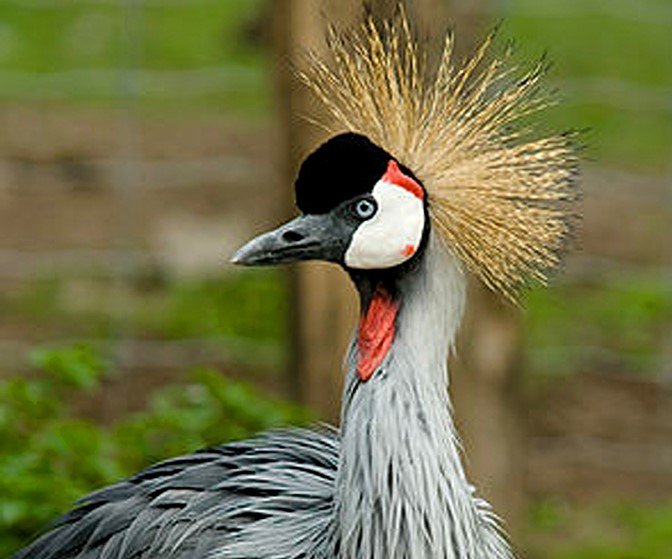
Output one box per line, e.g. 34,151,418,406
0,0,670,557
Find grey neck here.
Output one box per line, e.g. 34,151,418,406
333,232,511,559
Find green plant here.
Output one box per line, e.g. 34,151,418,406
0,344,116,553
114,368,310,470
524,499,672,559
0,271,288,348
523,277,672,378
0,342,308,556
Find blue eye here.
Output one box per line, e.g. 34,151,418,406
353,197,377,220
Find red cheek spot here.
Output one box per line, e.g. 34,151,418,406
402,244,415,257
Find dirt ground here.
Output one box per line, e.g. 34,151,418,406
1,106,670,505
526,372,672,502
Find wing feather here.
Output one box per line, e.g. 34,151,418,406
12,428,338,559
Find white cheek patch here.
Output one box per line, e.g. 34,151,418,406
345,181,425,269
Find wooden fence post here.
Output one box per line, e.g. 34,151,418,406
273,0,362,423
452,280,525,533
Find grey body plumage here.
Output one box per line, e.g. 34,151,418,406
13,429,338,559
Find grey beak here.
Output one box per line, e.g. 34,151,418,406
231,213,347,266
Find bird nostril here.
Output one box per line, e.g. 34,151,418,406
282,230,305,243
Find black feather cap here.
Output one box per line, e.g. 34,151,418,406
295,133,393,215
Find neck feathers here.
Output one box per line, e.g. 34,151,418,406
335,233,512,558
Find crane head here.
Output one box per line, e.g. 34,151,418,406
232,132,429,272
235,10,579,301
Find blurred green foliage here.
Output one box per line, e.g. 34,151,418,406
0,0,270,113
526,498,672,559
0,1,265,71
0,342,308,556
501,0,672,171
9,268,667,384
139,270,288,342
0,268,288,346
0,0,669,167
524,277,672,378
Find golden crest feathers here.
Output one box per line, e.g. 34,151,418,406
299,11,579,299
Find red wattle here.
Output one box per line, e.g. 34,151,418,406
357,287,399,381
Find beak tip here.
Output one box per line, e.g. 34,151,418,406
229,249,248,266
230,240,264,266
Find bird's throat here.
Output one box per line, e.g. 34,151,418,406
356,286,399,381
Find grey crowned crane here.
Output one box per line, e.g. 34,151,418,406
12,13,577,559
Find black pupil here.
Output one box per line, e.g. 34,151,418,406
355,199,375,219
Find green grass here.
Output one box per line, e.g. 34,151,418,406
0,1,267,71
524,499,672,559
0,268,288,351
523,276,672,378
0,0,271,114
9,269,670,382
0,0,669,167
133,270,288,342
499,0,672,171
